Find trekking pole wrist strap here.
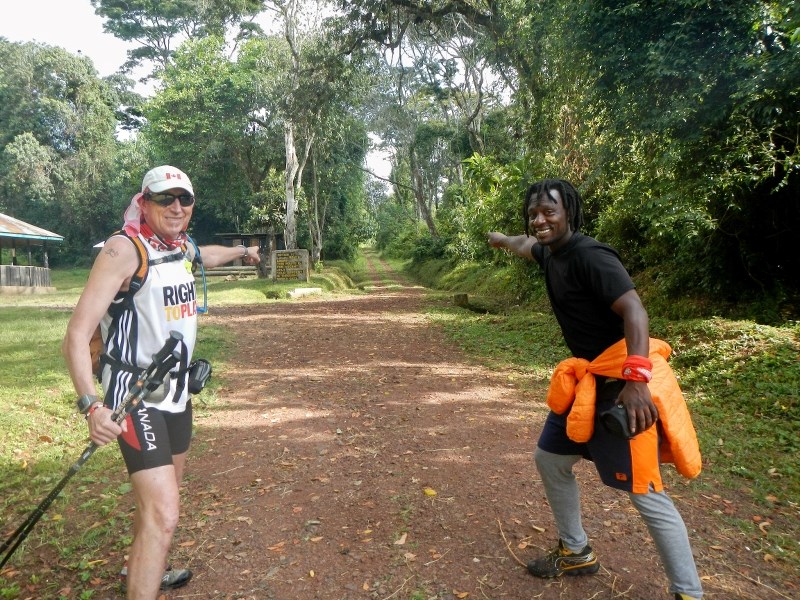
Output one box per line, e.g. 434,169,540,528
85,402,103,419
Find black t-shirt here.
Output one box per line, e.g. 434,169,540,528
532,232,635,360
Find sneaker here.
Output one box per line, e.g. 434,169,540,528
119,564,193,590
675,595,700,600
527,539,600,578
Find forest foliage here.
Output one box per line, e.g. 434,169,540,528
0,0,798,318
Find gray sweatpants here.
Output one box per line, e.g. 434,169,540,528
535,447,704,598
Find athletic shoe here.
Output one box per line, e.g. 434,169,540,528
675,595,700,600
119,564,193,590
527,539,600,578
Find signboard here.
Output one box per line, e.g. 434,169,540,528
271,249,310,282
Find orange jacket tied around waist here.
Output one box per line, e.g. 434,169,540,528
547,338,702,480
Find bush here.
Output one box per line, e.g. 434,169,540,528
410,233,448,264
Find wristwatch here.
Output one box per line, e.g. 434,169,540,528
76,394,99,415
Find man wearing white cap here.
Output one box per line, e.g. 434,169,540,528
63,166,260,598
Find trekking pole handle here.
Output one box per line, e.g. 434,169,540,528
150,331,183,374
147,349,181,391
144,331,184,392
111,331,184,423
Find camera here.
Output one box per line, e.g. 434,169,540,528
599,403,634,439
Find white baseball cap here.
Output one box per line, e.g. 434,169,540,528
141,165,194,195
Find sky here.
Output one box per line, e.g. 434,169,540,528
0,0,136,79
0,0,392,178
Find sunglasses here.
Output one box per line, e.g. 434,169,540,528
144,191,196,207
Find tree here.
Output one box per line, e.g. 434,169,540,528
245,1,376,252
144,35,285,241
145,25,374,262
303,113,370,263
268,0,310,249
575,1,800,298
0,40,119,260
91,0,267,76
364,15,508,242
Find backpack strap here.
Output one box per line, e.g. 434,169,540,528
114,231,185,294
128,233,150,293
101,230,149,296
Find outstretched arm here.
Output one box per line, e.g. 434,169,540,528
199,244,261,269
487,232,537,261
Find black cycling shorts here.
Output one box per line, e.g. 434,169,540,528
117,401,193,475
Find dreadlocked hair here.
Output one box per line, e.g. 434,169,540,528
522,179,584,236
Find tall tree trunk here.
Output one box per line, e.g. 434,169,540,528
284,121,299,249
306,152,324,266
409,147,439,238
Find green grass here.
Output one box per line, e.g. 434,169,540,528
198,264,358,304
659,318,800,502
361,250,408,289
0,303,127,598
0,269,89,307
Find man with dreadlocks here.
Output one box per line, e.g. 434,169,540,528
488,179,704,600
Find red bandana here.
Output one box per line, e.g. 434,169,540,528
139,222,186,251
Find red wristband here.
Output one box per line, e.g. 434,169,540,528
622,355,653,382
86,403,102,418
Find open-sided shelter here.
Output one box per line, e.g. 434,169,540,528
0,212,63,292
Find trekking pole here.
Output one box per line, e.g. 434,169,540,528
0,331,184,569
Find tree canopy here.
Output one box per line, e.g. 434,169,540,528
0,0,797,315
